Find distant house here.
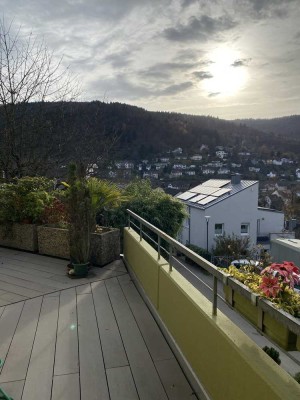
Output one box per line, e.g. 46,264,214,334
231,163,241,168
190,155,202,161
172,147,183,154
272,160,283,166
176,176,284,251
216,150,227,159
249,167,260,172
185,170,196,176
296,169,300,179
217,168,230,175
160,157,170,162
170,170,183,178
202,168,215,175
267,172,277,178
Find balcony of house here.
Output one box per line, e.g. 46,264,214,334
257,231,295,248
0,212,300,399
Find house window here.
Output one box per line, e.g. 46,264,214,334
215,223,224,236
241,223,250,235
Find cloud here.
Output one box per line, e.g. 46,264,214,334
181,0,198,7
193,71,213,80
159,81,194,96
104,51,133,68
233,0,297,20
231,58,252,67
208,92,220,97
163,14,237,42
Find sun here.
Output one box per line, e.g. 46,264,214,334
202,47,249,97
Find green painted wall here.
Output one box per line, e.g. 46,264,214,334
124,228,300,400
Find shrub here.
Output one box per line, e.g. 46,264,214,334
294,372,300,384
262,346,281,365
104,179,187,238
0,177,54,224
213,233,250,257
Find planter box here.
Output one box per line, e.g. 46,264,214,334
37,226,120,266
0,223,38,252
90,228,120,266
224,279,300,351
37,226,70,259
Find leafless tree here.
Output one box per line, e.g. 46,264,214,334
0,18,80,179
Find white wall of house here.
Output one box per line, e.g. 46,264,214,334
181,183,259,251
257,208,284,236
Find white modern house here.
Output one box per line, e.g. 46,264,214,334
176,175,286,252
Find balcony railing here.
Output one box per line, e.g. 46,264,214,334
127,209,226,316
124,209,300,400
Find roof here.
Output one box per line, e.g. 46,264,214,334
176,178,258,209
257,206,284,214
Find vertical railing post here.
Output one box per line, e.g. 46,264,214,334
139,221,142,241
128,214,131,229
213,276,218,315
169,245,173,272
158,236,161,260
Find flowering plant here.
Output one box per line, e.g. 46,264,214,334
225,261,300,317
260,261,300,290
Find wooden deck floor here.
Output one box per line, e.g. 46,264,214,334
0,247,127,306
0,248,196,400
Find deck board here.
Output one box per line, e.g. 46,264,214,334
118,274,174,362
92,280,128,369
105,277,168,400
0,297,42,383
107,366,139,400
77,293,109,400
54,288,79,376
22,296,59,400
52,373,80,400
0,302,24,367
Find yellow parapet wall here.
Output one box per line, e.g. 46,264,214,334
124,228,300,400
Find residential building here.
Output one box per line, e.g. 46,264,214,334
176,175,284,251
190,155,202,161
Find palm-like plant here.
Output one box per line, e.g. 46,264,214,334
87,178,127,228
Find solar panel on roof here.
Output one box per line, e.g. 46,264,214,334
201,180,230,188
189,194,207,203
190,186,219,195
213,188,231,197
177,191,197,200
198,195,217,205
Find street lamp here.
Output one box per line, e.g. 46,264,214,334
205,216,210,253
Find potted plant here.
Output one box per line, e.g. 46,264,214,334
223,261,300,350
87,178,125,266
0,177,53,251
66,162,93,278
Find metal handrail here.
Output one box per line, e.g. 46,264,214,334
127,209,229,315
127,209,300,336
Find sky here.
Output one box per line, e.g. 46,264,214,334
2,0,300,119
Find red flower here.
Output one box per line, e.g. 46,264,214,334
261,261,300,289
259,276,282,298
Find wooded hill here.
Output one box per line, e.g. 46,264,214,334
50,102,300,159
234,115,300,140
1,101,300,176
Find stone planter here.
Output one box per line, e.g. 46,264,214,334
37,226,70,259
37,225,120,266
90,228,120,266
0,223,38,252
224,279,300,351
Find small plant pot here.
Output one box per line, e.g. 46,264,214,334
68,262,89,278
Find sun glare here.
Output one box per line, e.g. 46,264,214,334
202,47,248,97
